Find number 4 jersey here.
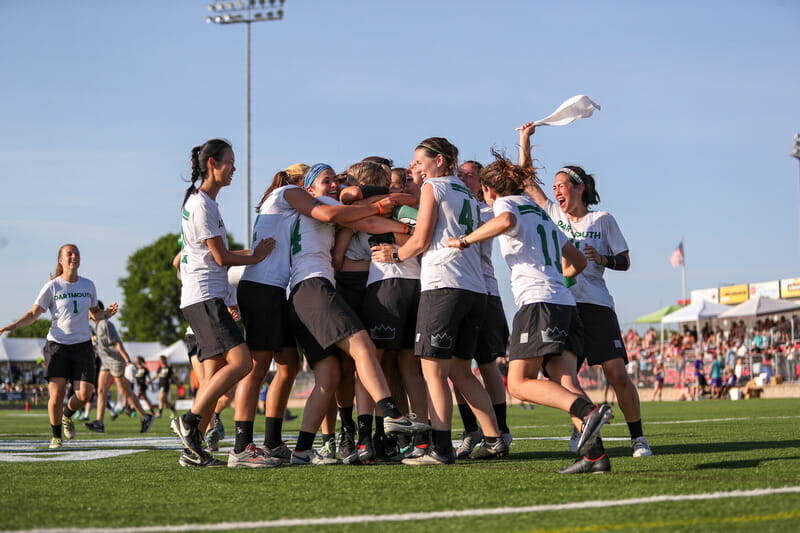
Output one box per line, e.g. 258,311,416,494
420,176,485,294
492,195,575,308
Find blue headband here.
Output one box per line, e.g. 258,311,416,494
304,163,333,189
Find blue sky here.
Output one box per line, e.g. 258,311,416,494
1,0,798,334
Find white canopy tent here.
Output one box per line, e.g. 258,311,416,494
660,300,732,357
0,337,189,365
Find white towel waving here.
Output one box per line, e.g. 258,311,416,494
521,95,601,128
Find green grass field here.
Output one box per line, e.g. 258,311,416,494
1,398,799,532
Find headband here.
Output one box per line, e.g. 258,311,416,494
558,167,583,184
417,143,450,160
304,163,333,189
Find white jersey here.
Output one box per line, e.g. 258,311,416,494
344,231,373,261
34,276,98,344
544,199,627,309
289,195,339,290
179,191,230,308
367,250,421,286
493,195,575,308
240,185,299,289
478,203,500,297
419,176,486,294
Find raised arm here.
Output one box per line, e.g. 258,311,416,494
284,187,395,225
518,122,548,208
0,305,46,336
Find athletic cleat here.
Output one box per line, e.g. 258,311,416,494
384,414,430,436
49,437,62,449
576,404,613,456
263,442,293,464
469,438,508,460
557,454,611,474
568,426,580,453
631,436,653,457
455,429,483,459
319,437,337,462
110,410,119,422
403,445,427,459
179,448,227,467
84,420,105,433
140,414,154,434
228,443,282,468
373,433,395,462
291,448,338,465
62,417,75,439
171,415,204,458
338,427,356,462
206,427,222,452
402,446,455,465
211,413,225,440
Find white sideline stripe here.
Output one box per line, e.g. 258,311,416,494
19,486,800,533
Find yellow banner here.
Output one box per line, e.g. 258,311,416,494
719,284,748,304
780,278,800,299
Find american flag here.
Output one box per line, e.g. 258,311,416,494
669,241,684,268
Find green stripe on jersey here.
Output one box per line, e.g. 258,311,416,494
451,183,474,198
182,208,190,220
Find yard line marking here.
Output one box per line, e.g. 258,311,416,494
18,486,800,532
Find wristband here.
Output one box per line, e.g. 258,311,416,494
459,235,471,249
602,254,629,271
391,250,401,263
375,202,384,216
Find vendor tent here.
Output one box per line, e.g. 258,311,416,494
660,300,731,356
718,295,800,345
635,304,682,324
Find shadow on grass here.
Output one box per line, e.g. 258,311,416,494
696,456,800,470
605,439,800,457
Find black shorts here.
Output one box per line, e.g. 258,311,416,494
185,333,198,361
42,340,96,383
576,303,627,366
474,295,509,364
335,271,369,320
415,288,486,360
238,280,294,352
181,298,245,362
363,278,420,350
508,302,583,361
289,277,363,368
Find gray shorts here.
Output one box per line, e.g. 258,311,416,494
99,355,126,378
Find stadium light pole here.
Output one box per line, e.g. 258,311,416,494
792,134,800,266
205,0,286,248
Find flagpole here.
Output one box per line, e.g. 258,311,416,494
681,236,686,303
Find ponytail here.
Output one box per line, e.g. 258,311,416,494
182,138,233,207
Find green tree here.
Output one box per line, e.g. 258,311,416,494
7,319,51,338
117,232,243,344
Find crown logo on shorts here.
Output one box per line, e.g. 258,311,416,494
431,332,454,350
370,324,397,341
540,326,567,344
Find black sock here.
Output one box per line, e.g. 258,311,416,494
184,411,202,428
264,417,283,449
414,428,431,447
339,406,355,432
63,405,75,419
568,398,595,420
493,402,510,434
431,429,452,455
357,414,373,442
585,436,605,460
295,430,316,452
457,403,479,433
627,419,643,440
373,416,385,437
397,434,412,450
51,424,62,439
375,397,402,419
233,421,253,454
321,433,335,446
